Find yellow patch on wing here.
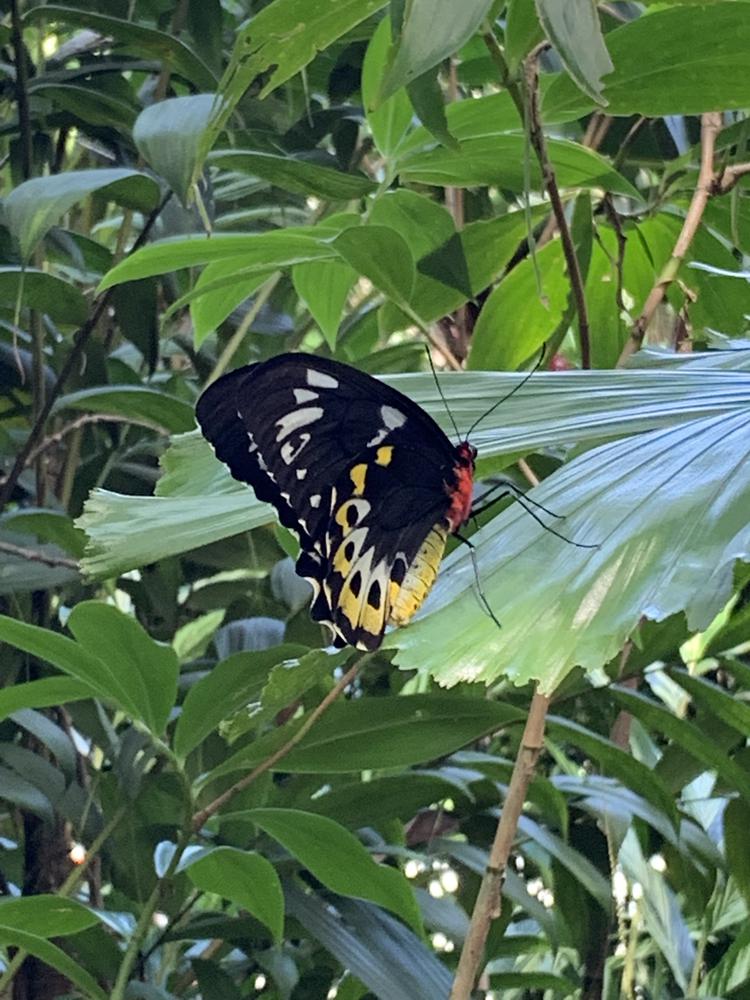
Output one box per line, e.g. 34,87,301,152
388,525,448,627
376,446,393,466
350,463,367,495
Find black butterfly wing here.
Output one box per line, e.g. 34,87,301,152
196,353,459,648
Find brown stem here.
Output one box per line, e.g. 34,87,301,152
618,113,722,365
524,58,591,369
450,689,550,999
0,192,172,510
192,659,363,831
0,539,78,569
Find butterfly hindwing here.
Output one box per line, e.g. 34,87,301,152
196,353,463,649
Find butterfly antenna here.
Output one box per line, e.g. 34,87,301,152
465,343,546,441
455,532,503,631
424,345,463,441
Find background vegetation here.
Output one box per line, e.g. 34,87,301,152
1,0,750,997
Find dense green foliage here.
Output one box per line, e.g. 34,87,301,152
1,1,750,998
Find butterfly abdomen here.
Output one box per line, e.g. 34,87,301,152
388,524,449,627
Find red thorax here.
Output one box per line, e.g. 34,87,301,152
446,441,476,532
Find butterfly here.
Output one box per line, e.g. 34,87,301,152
196,353,476,651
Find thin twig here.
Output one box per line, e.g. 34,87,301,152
192,658,363,831
618,113,722,365
601,194,627,312
0,191,172,509
712,160,750,194
524,58,591,369
450,689,550,999
0,539,78,570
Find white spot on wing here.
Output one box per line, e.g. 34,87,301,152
310,494,321,508
296,468,307,480
276,407,323,441
294,388,319,404
280,433,311,464
381,405,406,429
366,428,388,448
306,369,338,389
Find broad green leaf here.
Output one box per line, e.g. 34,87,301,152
199,0,387,162
293,260,357,348
79,368,750,577
134,94,219,205
186,847,283,942
29,82,137,130
0,267,87,325
469,240,569,370
611,687,750,806
543,3,750,121
2,168,160,261
398,135,639,197
0,614,147,722
54,386,195,434
332,226,415,307
305,773,466,828
0,677,93,723
97,230,335,291
536,0,613,105
377,0,494,102
210,150,377,200
67,602,178,735
407,69,458,151
174,645,308,758
489,973,579,993
396,92,521,157
285,883,452,1000
249,808,422,932
516,815,611,910
210,696,524,778
363,17,413,159
25,5,216,90
0,928,107,1000
0,895,98,936
393,404,750,691
370,189,456,263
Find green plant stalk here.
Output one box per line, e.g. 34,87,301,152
208,273,282,383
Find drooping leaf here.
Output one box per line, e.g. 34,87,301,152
536,0,613,105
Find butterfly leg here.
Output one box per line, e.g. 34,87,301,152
453,532,503,632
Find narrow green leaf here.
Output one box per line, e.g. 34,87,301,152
25,4,216,90
699,918,750,996
536,0,613,104
0,928,107,1000
504,0,545,74
67,602,179,735
377,0,494,102
186,847,284,942
516,815,611,910
363,17,413,158
54,386,195,434
199,0,387,161
210,150,376,200
611,687,750,806
190,262,271,347
668,668,750,736
0,765,53,819
251,809,421,933
97,230,334,291
724,798,750,909
0,677,93,723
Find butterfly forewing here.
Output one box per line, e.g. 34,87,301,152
196,353,464,649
